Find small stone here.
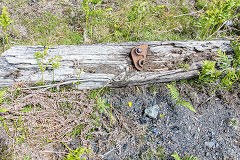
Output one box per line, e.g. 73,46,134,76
206,152,210,156
149,126,159,135
144,105,160,119
171,126,180,131
205,142,215,148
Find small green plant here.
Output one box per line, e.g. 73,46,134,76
89,87,111,99
141,146,166,160
167,83,196,113
198,60,221,83
0,89,6,105
81,0,112,39
65,146,91,160
199,40,240,90
171,152,198,160
95,97,110,115
49,55,62,82
73,68,83,88
0,89,8,116
149,85,158,94
0,7,12,47
226,118,238,127
66,123,86,138
34,47,50,84
23,154,31,160
34,47,62,84
21,105,33,113
178,63,190,71
95,97,116,124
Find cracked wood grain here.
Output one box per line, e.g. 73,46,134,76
0,40,232,89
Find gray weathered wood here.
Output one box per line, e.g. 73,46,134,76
0,40,232,89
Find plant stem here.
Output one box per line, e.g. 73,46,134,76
5,140,19,158
126,22,132,41
4,29,9,46
136,19,142,41
41,70,43,84
58,138,73,153
3,120,10,136
53,69,55,82
41,57,44,84
91,21,93,39
95,81,111,99
173,95,183,109
2,35,5,52
109,102,112,129
86,15,88,35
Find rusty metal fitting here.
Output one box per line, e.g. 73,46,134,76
135,48,142,55
130,44,148,71
138,59,144,67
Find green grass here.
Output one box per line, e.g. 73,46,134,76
20,12,83,46
1,0,239,52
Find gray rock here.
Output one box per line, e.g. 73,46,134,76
144,104,160,119
205,152,210,156
205,142,215,148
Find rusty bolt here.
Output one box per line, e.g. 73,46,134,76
138,59,144,67
135,48,142,55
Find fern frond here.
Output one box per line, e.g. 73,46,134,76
221,69,238,87
171,152,181,160
167,84,179,101
232,40,240,68
179,100,196,113
171,152,199,160
183,154,199,160
217,50,231,69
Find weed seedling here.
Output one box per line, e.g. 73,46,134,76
0,7,12,49
95,97,116,125
0,89,6,105
73,68,84,88
0,89,8,115
34,47,62,84
141,146,166,160
167,83,196,113
63,142,91,160
49,55,62,82
149,85,158,95
34,47,50,84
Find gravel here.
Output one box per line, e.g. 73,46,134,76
101,83,240,159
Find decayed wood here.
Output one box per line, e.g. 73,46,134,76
0,40,232,89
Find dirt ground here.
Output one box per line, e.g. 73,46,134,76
0,80,239,160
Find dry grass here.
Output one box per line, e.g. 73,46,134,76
0,83,146,159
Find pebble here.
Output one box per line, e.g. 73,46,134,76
205,141,215,148
144,104,160,119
